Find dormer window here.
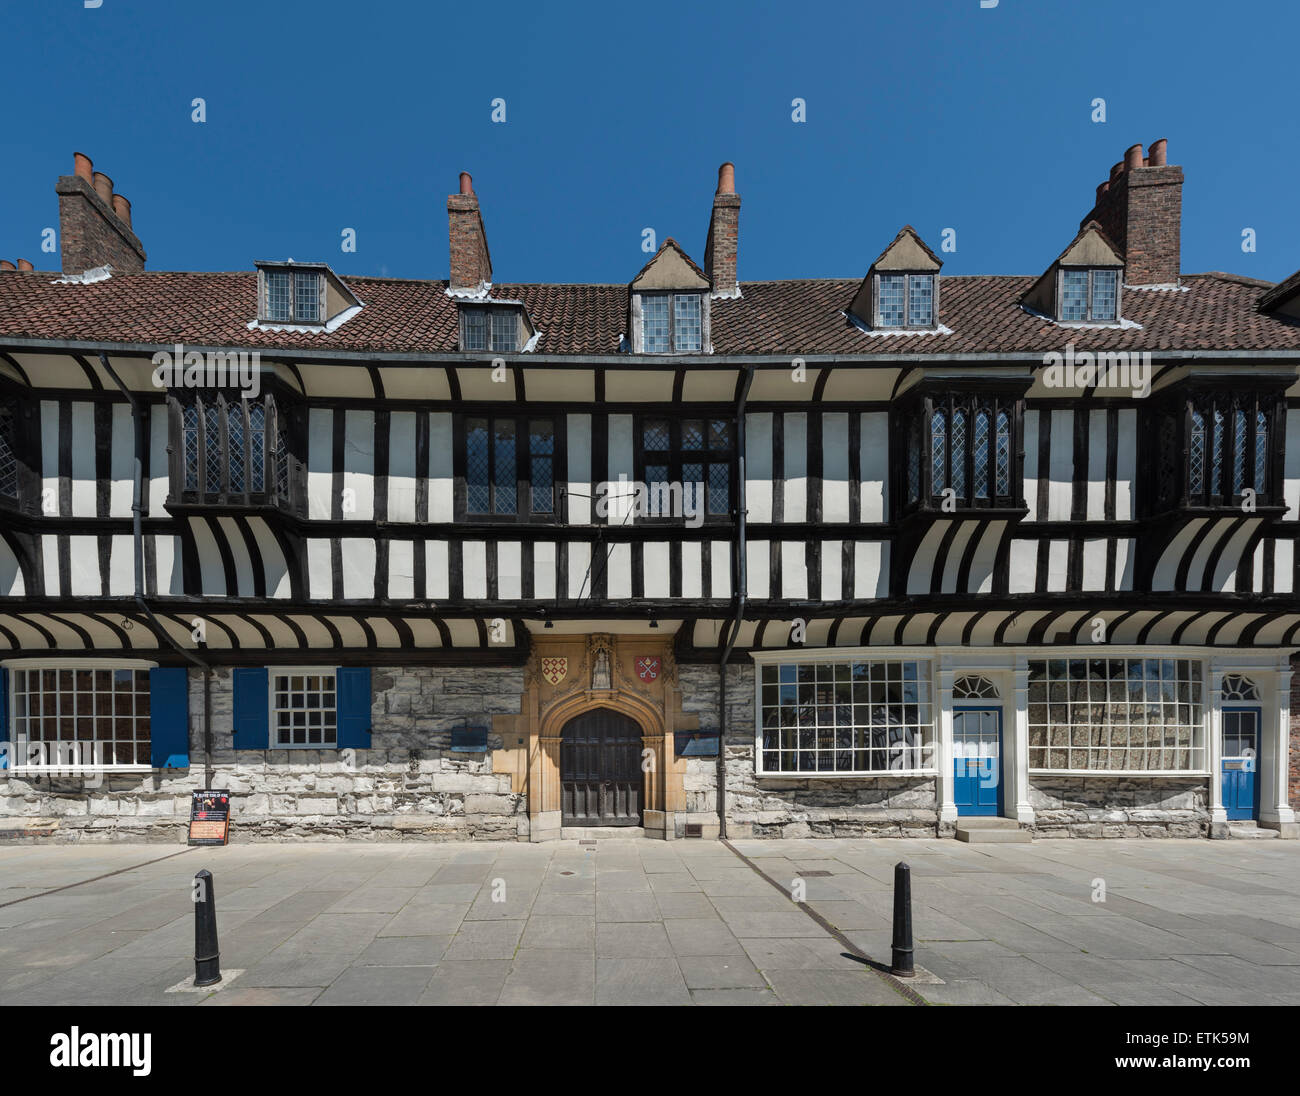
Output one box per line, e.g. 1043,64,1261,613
254,262,359,331
876,273,934,328
1060,268,1118,322
459,304,528,353
628,239,711,354
263,269,321,325
846,226,943,334
641,292,703,353
1023,222,1124,325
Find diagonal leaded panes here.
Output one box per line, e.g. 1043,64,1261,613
973,409,990,499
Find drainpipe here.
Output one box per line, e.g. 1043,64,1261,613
716,366,754,840
98,353,213,788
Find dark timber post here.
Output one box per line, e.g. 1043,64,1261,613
890,861,914,977
193,869,222,987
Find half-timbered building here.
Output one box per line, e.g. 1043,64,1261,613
0,142,1297,842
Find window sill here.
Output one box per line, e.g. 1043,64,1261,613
756,769,938,779
1028,769,1209,778
3,765,157,775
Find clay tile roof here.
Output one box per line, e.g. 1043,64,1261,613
1,268,1299,356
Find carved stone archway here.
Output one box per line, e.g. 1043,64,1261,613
492,632,701,840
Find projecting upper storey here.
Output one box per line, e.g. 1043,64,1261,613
2,143,1300,361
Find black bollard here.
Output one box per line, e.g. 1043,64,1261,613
193,869,222,987
890,861,914,977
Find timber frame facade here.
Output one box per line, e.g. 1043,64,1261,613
0,142,1298,841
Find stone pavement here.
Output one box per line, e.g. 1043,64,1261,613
0,837,1297,1006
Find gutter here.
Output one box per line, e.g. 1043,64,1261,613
96,353,213,789
715,366,754,840
7,337,1300,367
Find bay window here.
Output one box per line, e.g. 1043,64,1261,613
901,392,1023,512
174,393,291,507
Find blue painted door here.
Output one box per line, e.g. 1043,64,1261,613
953,707,1002,817
1221,708,1260,821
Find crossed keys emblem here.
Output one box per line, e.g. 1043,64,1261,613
636,656,660,682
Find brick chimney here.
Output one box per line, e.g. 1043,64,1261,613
1080,139,1181,286
447,171,492,290
56,152,146,273
704,162,741,298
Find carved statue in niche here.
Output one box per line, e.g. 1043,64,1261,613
590,634,614,690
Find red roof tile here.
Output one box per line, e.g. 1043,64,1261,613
0,269,1297,357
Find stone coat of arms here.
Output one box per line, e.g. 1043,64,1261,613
636,656,661,682
541,657,568,686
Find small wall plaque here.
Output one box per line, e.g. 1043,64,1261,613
674,731,720,758
451,726,489,752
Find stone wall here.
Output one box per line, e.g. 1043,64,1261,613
0,665,527,843
1028,777,1209,837
678,662,938,839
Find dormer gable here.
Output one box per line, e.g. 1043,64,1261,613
1022,221,1125,324
847,225,943,331
252,260,362,332
1258,268,1300,322
457,298,537,353
628,238,711,354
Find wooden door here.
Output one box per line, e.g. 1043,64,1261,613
560,709,643,826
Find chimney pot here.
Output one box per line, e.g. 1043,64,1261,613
1096,181,1110,202
1148,138,1168,166
1109,161,1125,182
1124,143,1144,171
1086,141,1181,286
716,162,735,195
0,260,15,272
112,193,132,226
16,259,34,272
92,171,114,207
459,171,473,196
74,152,93,182
705,162,741,296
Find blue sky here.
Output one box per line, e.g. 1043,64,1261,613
3,0,1297,284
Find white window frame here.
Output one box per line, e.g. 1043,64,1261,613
752,649,937,777
1,658,157,773
269,667,339,750
1025,655,1207,776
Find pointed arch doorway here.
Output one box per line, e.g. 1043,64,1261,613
560,708,644,827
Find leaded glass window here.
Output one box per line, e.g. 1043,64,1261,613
0,406,15,500
1185,393,1276,506
638,293,704,353
875,273,935,328
995,411,1011,496
973,410,990,499
951,409,967,499
1027,658,1204,772
177,395,287,504
638,416,732,521
459,306,521,352
1060,268,1121,322
916,396,1019,510
931,411,947,495
261,268,322,325
758,660,935,774
464,415,558,520
294,272,320,323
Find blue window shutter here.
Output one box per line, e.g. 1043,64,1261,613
336,667,372,749
0,668,9,770
149,667,191,769
232,667,270,749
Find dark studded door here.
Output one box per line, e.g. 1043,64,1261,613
560,710,643,826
